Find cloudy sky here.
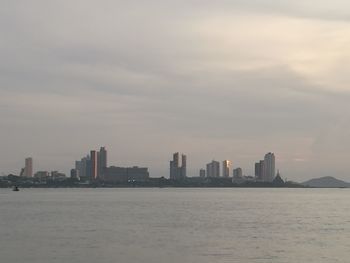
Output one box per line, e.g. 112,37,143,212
1,0,350,181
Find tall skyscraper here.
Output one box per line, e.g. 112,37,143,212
90,150,98,180
264,152,275,182
86,156,92,179
81,156,89,178
222,160,231,178
97,151,100,177
181,154,187,178
24,157,33,177
255,162,260,179
170,153,177,180
99,147,107,176
255,160,265,181
206,160,220,177
174,152,180,166
170,152,186,180
75,160,81,179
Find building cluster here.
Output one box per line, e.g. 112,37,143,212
199,159,244,180
73,147,107,181
201,159,241,180
72,147,149,183
14,150,277,185
254,152,276,182
35,171,66,180
17,147,149,184
170,152,278,183
169,152,187,180
18,158,67,181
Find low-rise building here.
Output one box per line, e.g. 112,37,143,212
104,166,149,183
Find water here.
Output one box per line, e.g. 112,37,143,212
1,188,349,263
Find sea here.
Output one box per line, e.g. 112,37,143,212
0,188,349,263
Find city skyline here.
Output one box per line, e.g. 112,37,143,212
2,2,350,263
13,149,279,181
2,1,350,182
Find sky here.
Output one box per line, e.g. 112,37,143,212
1,0,350,182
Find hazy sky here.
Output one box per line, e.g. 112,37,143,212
1,0,350,181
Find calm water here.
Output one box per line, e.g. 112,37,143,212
1,188,349,263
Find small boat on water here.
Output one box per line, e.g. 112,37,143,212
12,186,19,191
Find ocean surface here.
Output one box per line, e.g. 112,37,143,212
1,188,349,263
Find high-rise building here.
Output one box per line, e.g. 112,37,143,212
98,147,107,178
170,152,186,180
173,152,179,167
264,152,275,182
81,156,89,179
90,150,98,180
75,160,81,179
199,169,206,178
255,162,260,179
75,154,93,181
97,151,100,177
181,154,187,178
222,160,231,178
24,157,33,177
255,160,265,181
206,160,220,177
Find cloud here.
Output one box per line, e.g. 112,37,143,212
1,0,350,180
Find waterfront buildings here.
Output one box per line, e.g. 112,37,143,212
104,166,149,183
170,152,187,180
206,160,220,177
75,147,108,181
73,147,149,183
15,149,277,184
51,171,66,180
34,171,49,179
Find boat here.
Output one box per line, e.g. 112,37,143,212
12,186,19,191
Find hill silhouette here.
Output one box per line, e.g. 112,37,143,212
302,176,350,188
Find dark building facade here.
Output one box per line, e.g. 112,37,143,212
233,167,243,179
98,147,107,178
104,166,149,183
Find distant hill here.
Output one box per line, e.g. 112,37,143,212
302,176,350,188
